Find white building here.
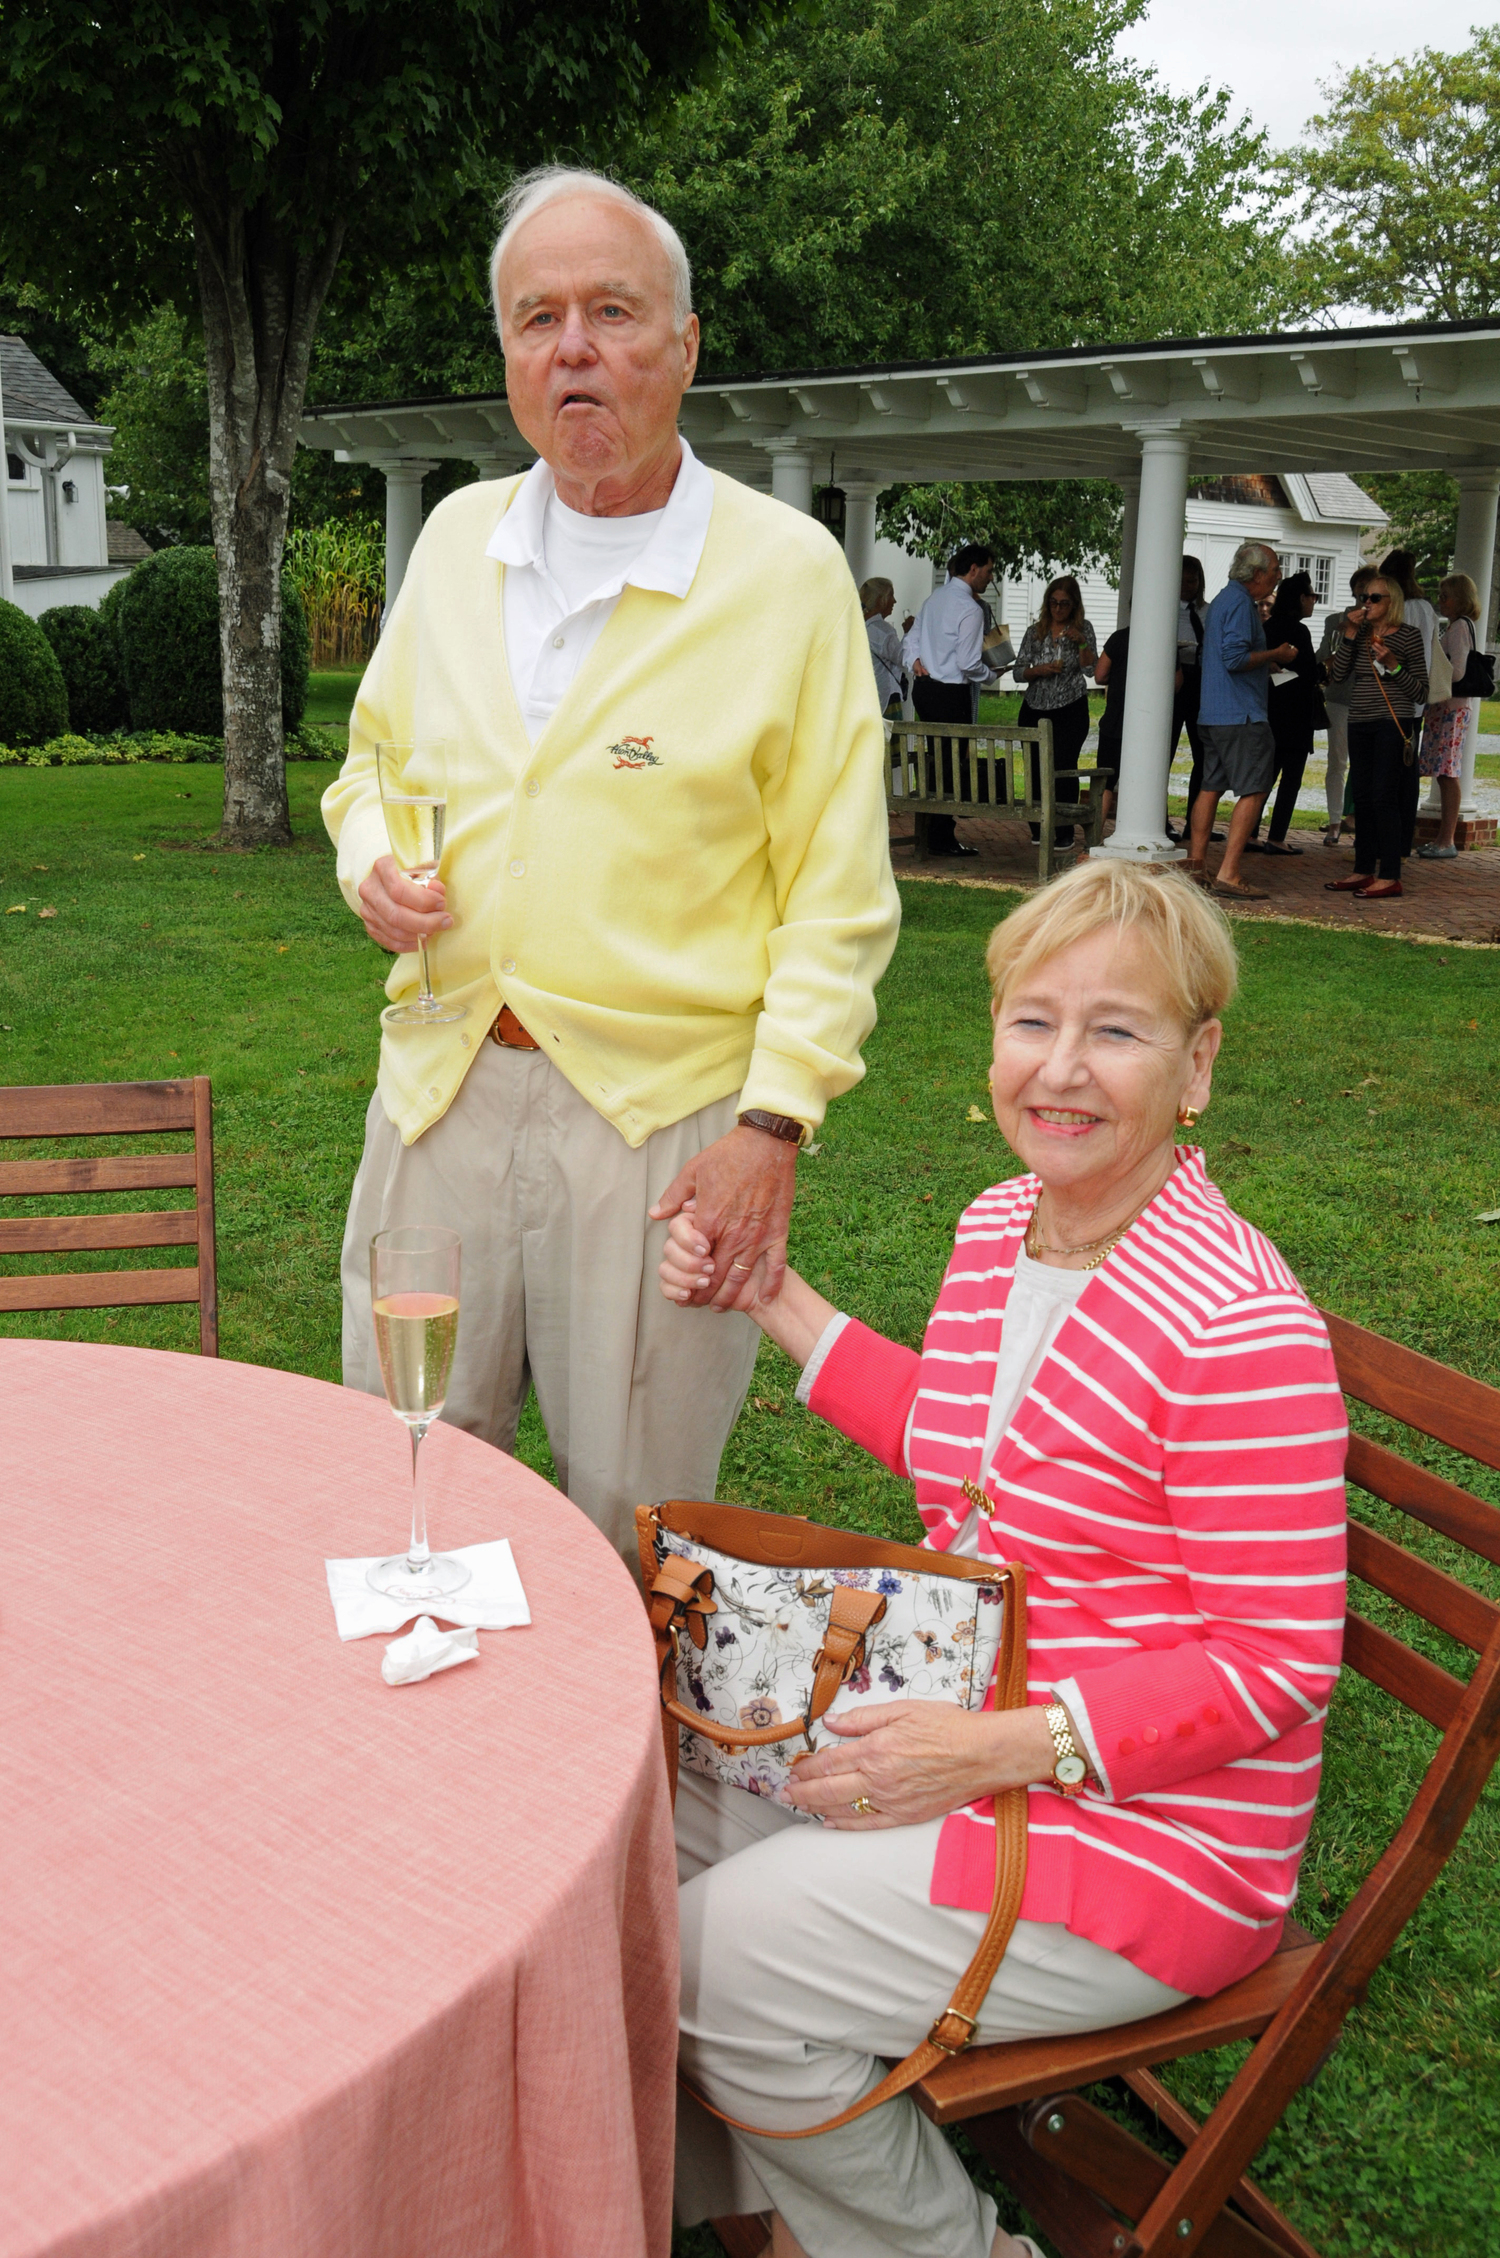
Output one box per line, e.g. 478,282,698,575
2,336,138,617
870,470,1387,657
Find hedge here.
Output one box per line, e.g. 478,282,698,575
0,599,71,745
0,725,346,769
115,546,311,734
37,605,130,733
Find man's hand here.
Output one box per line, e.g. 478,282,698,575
650,1123,798,1309
911,658,930,678
357,853,453,952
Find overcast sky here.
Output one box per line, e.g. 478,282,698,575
1115,2,1500,153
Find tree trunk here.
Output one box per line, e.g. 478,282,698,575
193,199,344,847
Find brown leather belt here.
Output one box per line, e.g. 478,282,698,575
490,1003,541,1050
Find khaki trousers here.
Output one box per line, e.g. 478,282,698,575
674,1772,1186,2258
341,1041,760,1563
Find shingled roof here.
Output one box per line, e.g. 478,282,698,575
1,335,93,424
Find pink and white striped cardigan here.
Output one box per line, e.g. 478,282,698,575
805,1149,1348,1998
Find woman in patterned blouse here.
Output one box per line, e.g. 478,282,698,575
1011,576,1098,852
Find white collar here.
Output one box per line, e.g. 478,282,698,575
484,435,714,600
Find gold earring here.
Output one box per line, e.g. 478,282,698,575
1176,1105,1203,1131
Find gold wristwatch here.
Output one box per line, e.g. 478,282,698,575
1044,1701,1090,1798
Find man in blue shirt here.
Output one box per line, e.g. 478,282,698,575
1188,542,1299,899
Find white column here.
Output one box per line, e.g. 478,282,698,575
1452,469,1500,822
0,356,14,605
1115,476,1141,629
769,446,813,514
842,481,880,588
1094,429,1190,862
375,458,439,611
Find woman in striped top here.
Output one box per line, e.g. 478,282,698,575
661,861,1347,2258
1323,573,1428,902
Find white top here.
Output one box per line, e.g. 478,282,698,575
485,438,716,744
1404,596,1440,676
902,576,997,688
865,612,904,705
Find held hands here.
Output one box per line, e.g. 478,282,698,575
784,1699,1057,1829
357,854,453,952
650,1125,797,1309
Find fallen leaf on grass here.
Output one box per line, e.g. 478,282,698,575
31,865,46,872
37,907,56,919
923,1192,933,1203
6,904,25,914
1357,1075,1380,1088
1477,1209,1500,1225
965,1104,987,1122
132,854,145,862
752,1396,785,1416
276,944,290,954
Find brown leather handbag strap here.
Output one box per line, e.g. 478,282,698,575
650,1569,889,1750
680,1560,1032,2142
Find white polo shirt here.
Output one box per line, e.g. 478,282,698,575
485,438,716,744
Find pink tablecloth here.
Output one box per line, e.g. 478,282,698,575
1,1340,678,2258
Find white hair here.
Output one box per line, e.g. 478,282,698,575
1228,540,1280,585
491,166,694,333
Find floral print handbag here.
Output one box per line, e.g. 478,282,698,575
637,1498,1025,1813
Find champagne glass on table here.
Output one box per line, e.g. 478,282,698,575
376,738,467,1027
365,1224,472,1602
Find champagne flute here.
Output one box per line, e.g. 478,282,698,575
376,738,467,1027
365,1224,472,1602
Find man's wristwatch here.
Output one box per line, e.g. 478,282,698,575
737,1110,806,1146
1044,1702,1091,1798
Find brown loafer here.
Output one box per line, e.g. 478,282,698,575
1213,875,1270,901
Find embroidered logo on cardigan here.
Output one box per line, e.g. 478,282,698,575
609,735,662,769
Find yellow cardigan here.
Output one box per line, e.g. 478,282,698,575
322,469,901,1147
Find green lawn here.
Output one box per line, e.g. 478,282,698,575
2,766,1498,2258
303,664,366,733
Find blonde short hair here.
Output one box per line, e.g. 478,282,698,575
1440,572,1482,622
986,861,1238,1030
1367,575,1405,628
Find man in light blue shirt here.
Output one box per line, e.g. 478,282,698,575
902,543,998,856
1188,541,1299,900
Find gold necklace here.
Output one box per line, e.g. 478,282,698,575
1024,1194,1152,1270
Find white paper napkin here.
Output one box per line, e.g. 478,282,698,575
324,1538,531,1642
382,1615,480,1685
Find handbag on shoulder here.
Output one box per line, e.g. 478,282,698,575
638,1498,1031,2138
1453,645,1496,698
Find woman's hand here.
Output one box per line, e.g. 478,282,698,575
785,1700,1056,1829
1342,606,1364,640
657,1201,836,1365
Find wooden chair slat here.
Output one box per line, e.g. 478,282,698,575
0,1080,197,1139
1120,2070,1323,2258
914,1943,1319,2126
1347,1517,1500,1654
0,1153,198,1197
1340,1608,1464,1728
0,1210,199,1255
0,1267,201,1312
1323,1307,1500,1475
1344,1430,1500,1571
1019,2095,1288,2257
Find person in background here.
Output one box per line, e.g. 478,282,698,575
1380,550,1439,860
1011,575,1098,852
1248,571,1321,857
1094,627,1181,826
861,577,904,713
1416,571,1482,860
1316,566,1376,848
1170,556,1210,843
1188,541,1298,902
1323,574,1428,903
903,543,1000,857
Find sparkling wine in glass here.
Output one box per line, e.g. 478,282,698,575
377,738,467,1027
365,1224,472,1603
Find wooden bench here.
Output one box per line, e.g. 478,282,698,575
711,1310,1500,2258
0,1078,219,1355
884,717,1116,879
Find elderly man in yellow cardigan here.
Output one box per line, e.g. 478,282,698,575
322,166,900,1564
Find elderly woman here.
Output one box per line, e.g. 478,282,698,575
861,576,906,713
659,861,1347,2258
1323,573,1428,903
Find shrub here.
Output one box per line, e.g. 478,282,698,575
0,600,70,744
37,605,130,733
116,546,313,734
0,724,345,769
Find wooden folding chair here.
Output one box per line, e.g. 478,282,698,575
0,1078,219,1355
710,1310,1500,2258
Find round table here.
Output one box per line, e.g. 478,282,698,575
1,1340,678,2258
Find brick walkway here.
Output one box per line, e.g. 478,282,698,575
891,815,1500,946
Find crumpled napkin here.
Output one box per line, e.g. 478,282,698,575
382,1615,480,1686
324,1538,531,1642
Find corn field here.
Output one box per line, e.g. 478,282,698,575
283,519,383,666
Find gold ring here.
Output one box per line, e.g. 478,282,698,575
850,1795,879,1817
729,1261,752,1271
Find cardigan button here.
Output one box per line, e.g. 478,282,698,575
1176,1719,1195,1738
1118,1736,1136,1756
1202,1705,1221,1725
1141,1726,1159,1746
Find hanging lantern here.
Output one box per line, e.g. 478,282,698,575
812,484,847,545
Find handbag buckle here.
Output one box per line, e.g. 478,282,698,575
927,2008,979,2056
